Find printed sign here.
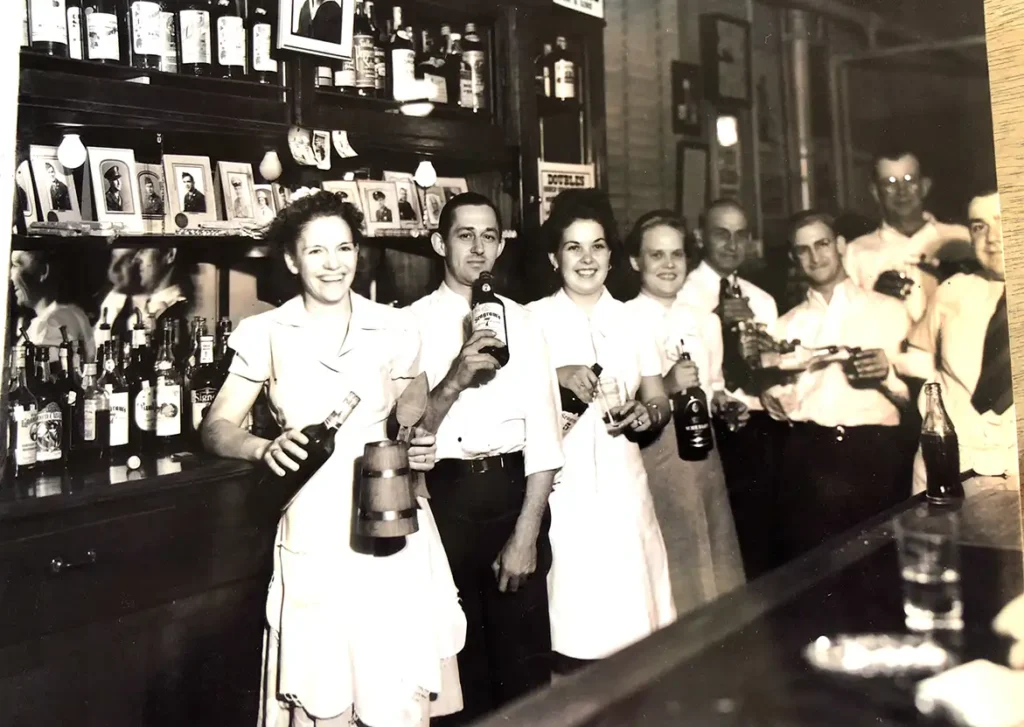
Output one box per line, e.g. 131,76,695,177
553,0,603,19
538,161,596,224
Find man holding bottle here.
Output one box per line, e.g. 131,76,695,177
409,193,563,724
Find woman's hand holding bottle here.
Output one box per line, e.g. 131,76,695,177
557,365,600,403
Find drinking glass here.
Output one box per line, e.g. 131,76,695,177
894,507,963,632
596,375,624,425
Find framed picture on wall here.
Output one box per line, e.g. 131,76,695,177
217,161,258,223
15,160,37,226
162,154,217,227
677,142,709,232
29,145,82,223
671,61,704,137
87,146,144,232
357,180,402,236
277,0,355,60
137,162,167,234
700,14,752,108
253,184,278,224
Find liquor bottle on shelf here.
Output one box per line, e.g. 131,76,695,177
418,28,446,104
7,343,38,480
550,35,577,102
352,1,376,97
215,316,234,376
96,306,112,350
471,271,509,367
33,346,65,473
370,1,386,99
443,30,462,110
126,314,155,455
560,364,602,433
153,319,183,453
535,42,552,99
159,1,179,73
84,0,125,64
671,343,714,461
460,22,487,113
188,334,219,442
128,0,164,69
184,316,207,387
29,0,70,58
388,6,415,101
262,393,360,490
79,362,111,464
56,327,84,466
335,55,357,94
213,0,246,79
72,339,85,383
99,338,131,459
921,383,965,506
67,0,85,60
178,0,212,76
248,0,277,84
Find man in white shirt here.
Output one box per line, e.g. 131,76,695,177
899,191,1019,496
409,193,563,724
10,250,95,361
678,198,782,578
762,211,914,561
843,149,974,323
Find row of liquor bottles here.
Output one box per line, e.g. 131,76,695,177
6,316,237,479
534,36,579,103
22,0,279,84
317,2,491,114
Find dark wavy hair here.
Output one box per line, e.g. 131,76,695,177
265,190,366,258
437,192,502,240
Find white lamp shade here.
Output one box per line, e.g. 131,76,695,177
259,150,283,181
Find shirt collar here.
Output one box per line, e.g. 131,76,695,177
135,283,185,317
635,290,675,317
693,260,739,287
36,300,59,322
435,281,472,313
806,277,857,310
879,211,937,240
270,291,384,331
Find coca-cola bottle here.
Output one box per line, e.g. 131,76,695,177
671,343,714,461
264,393,361,492
471,271,509,367
560,364,602,433
921,382,965,505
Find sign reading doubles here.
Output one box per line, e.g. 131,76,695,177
538,161,596,224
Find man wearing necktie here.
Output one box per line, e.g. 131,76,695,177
899,191,1019,496
104,165,124,212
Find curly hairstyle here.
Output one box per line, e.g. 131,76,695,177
264,190,366,259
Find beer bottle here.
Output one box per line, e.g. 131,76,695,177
126,313,155,455
99,338,131,459
560,364,602,434
921,382,965,505
719,277,747,392
7,342,38,479
471,270,509,367
671,343,714,461
33,346,65,473
56,327,84,466
79,362,111,465
153,319,184,453
188,334,219,443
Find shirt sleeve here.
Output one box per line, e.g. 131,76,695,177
703,312,726,393
521,313,564,478
227,314,272,383
898,279,946,381
388,310,423,397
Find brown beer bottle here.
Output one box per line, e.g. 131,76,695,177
921,382,965,505
471,271,509,367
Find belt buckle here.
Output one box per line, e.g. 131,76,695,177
469,458,490,475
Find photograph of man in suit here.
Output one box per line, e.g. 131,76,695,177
45,163,72,211
372,189,393,222
230,177,252,219
104,165,124,212
181,172,206,213
397,187,417,221
141,175,163,216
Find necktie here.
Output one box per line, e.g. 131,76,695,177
971,291,1013,415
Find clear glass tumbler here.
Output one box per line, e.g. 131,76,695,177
894,507,964,632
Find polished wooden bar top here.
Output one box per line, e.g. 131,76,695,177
475,491,1024,727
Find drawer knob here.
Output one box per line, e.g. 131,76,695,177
50,550,98,575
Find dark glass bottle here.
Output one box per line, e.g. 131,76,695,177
560,363,602,434
370,1,386,98
921,383,965,505
158,0,179,72
177,0,212,76
248,0,277,84
550,35,576,102
188,334,219,443
215,316,234,377
84,0,126,64
471,270,509,367
719,276,746,392
535,42,552,99
29,0,70,57
388,6,415,101
459,22,487,113
67,0,86,59
7,343,38,479
33,347,65,473
126,315,155,455
671,345,714,461
96,305,112,351
128,0,164,69
418,28,447,104
56,327,84,467
443,30,462,108
213,0,245,78
262,394,360,490
352,1,376,96
79,361,111,464
99,338,131,459
153,319,183,453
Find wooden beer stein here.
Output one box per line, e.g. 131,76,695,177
356,440,419,538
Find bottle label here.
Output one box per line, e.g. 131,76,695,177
426,73,447,104
65,390,77,407
31,0,68,44
84,399,97,441
199,339,214,364
108,390,130,447
35,402,63,463
390,48,416,99
131,1,163,56
96,328,111,348
179,9,211,65
191,387,216,430
460,50,486,110
334,58,356,88
132,328,148,348
252,22,277,72
86,11,120,61
217,15,245,67
471,301,507,346
12,405,38,466
554,59,575,100
67,7,83,58
374,47,386,91
561,410,582,434
353,34,376,88
156,381,181,437
134,383,155,432
104,357,116,374
159,11,178,73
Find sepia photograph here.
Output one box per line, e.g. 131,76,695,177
29,145,81,222
278,0,355,60
358,179,401,235
218,161,258,222
137,165,166,219
15,159,36,225
87,146,143,231
162,153,217,226
312,129,331,170
253,184,278,224
321,179,363,219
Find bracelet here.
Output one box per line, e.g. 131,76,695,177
646,401,664,427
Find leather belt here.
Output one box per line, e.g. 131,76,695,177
788,421,851,443
430,452,525,480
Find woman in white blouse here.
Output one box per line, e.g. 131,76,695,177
622,211,745,615
201,192,466,727
526,194,675,677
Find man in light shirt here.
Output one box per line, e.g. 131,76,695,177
762,211,913,561
10,250,94,361
409,193,563,725
843,149,974,323
678,198,782,578
899,191,1019,496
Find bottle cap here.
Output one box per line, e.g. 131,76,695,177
127,455,142,470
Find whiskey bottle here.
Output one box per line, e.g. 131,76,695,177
96,306,112,351
126,315,155,455
213,0,245,79
459,22,487,113
352,1,377,97
443,31,462,114
671,345,713,461
67,0,86,59
99,339,131,459
56,328,84,466
188,334,219,442
7,344,38,479
334,56,357,94
418,28,446,104
560,364,602,433
29,0,69,57
128,0,164,69
153,319,183,453
370,1,386,98
470,270,509,367
248,0,277,84
921,383,965,505
551,36,576,102
178,0,212,76
158,1,178,72
388,6,415,101
215,315,234,377
79,362,111,464
33,346,65,473
263,393,360,491
84,0,125,64
535,42,552,99
719,277,747,392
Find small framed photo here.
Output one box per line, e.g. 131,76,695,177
162,154,217,227
29,146,82,223
253,184,278,224
15,160,37,225
436,177,469,203
87,147,144,232
357,180,401,236
217,161,258,222
700,14,752,108
312,130,331,170
137,163,167,233
383,173,423,229
322,180,364,219
272,183,293,211
421,186,446,228
671,61,704,137
278,0,355,61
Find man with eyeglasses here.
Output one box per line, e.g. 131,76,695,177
761,211,913,562
843,149,973,323
678,198,781,577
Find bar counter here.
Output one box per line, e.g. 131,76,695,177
476,490,1024,727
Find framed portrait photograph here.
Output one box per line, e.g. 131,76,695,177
253,184,278,225
272,182,293,212
15,160,37,226
29,145,82,223
421,185,446,228
357,180,401,235
277,0,355,61
671,61,704,137
383,171,423,229
322,179,364,219
312,129,331,170
87,146,144,232
435,177,469,204
162,154,217,227
217,161,258,223
700,14,752,108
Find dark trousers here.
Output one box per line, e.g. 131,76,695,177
776,422,913,562
426,456,552,725
714,411,786,578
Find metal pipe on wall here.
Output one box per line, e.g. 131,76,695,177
789,9,814,210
